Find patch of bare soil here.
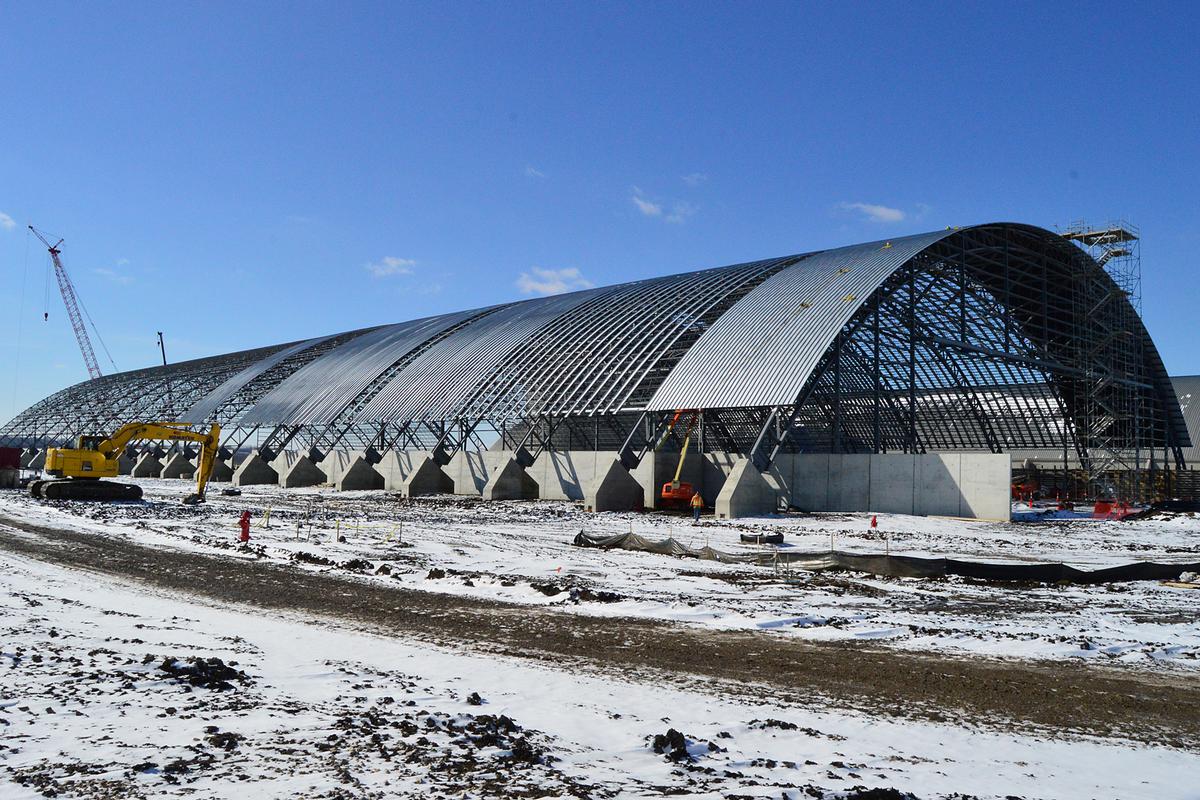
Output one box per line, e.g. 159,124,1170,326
2,512,1198,749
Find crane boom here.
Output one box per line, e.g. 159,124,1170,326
29,225,103,381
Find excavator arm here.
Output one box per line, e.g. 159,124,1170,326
98,422,222,503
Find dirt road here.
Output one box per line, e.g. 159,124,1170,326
2,512,1197,748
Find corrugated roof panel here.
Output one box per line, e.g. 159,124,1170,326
647,231,953,410
460,258,784,421
358,289,605,422
1171,375,1200,462
182,335,332,423
238,310,480,426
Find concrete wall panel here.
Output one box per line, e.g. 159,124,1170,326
869,454,915,515
789,452,1007,520
791,454,830,511
828,454,871,512
915,454,962,517
958,453,1011,520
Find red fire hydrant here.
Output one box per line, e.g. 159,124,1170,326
238,510,251,543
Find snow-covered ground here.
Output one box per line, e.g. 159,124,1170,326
3,546,1198,799
1,479,1198,672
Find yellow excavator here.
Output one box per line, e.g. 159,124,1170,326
30,422,222,504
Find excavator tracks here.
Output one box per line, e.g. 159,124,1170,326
30,479,143,502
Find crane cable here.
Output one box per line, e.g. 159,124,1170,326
76,292,119,373
42,240,51,320
10,229,31,420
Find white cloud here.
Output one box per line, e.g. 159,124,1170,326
365,256,416,278
92,267,132,285
516,267,594,296
838,202,906,223
524,165,545,178
0,211,15,230
632,187,697,223
666,201,698,224
116,257,131,266
681,172,708,187
631,188,662,217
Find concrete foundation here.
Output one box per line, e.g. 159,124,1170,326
0,469,18,489
132,453,163,478
316,451,341,484
482,458,539,501
401,457,454,496
443,451,494,495
584,459,646,512
375,450,436,491
288,446,1009,521
448,449,658,507
26,450,46,471
232,450,279,486
337,457,385,491
270,451,302,475
160,453,195,480
319,451,371,486
209,459,235,483
714,458,783,519
117,453,136,475
20,449,38,469
279,456,327,488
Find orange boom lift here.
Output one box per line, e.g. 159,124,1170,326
659,409,699,505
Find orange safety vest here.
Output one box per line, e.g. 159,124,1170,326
690,493,703,508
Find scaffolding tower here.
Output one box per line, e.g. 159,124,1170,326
1060,220,1150,500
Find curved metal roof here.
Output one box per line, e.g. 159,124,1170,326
1172,375,1200,463
183,334,333,423
236,310,484,427
356,288,606,423
647,231,951,410
0,222,1186,461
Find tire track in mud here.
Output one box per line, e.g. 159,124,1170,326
2,512,1197,749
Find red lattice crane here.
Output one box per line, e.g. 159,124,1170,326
29,225,104,381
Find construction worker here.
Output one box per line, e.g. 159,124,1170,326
238,510,251,543
690,490,704,523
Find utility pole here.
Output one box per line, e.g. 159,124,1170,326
158,331,175,417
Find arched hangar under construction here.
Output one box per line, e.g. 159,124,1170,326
1,222,1189,520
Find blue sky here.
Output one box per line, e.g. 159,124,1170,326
2,1,1198,423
